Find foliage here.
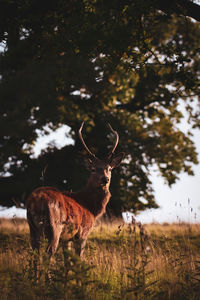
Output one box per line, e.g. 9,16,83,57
0,0,200,214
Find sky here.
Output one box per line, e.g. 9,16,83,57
0,120,199,224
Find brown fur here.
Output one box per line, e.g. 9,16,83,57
27,126,124,258
27,169,112,257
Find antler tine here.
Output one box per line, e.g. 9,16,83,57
79,122,96,158
107,123,119,154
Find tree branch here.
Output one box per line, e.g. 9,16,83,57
155,0,200,22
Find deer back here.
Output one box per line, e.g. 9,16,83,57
27,186,95,240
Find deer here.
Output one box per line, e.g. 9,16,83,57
26,123,124,261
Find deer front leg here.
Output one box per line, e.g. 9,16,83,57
73,236,87,258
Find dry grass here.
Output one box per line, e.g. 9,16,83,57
0,218,200,299
86,220,200,299
0,217,29,233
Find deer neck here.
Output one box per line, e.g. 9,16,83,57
74,180,111,218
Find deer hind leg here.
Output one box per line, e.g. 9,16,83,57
27,210,41,252
29,225,41,252
46,224,63,256
27,215,42,280
41,224,62,283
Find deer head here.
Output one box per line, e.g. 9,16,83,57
79,123,124,189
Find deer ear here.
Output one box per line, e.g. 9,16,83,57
109,152,125,168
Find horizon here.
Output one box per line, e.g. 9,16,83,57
0,117,199,224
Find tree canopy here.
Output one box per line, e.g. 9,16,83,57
0,0,200,215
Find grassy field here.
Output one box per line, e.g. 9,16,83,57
0,217,200,300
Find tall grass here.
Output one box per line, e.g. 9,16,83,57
0,217,200,299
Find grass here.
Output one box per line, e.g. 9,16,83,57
0,217,200,299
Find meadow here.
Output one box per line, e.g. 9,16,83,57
0,217,200,300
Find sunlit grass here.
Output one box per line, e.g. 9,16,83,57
0,217,29,234
0,218,200,299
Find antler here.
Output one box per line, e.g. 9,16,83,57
107,123,119,154
79,122,97,159
79,122,119,161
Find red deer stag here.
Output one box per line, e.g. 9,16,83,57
26,123,124,258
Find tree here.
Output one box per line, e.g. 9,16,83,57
0,0,200,215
